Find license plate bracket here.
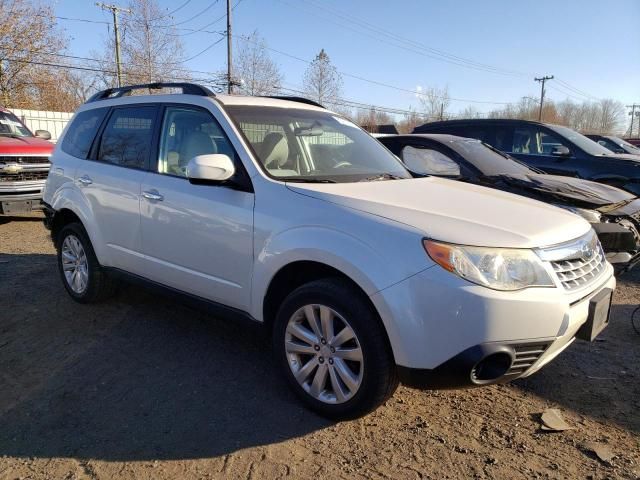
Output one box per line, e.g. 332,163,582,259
576,288,612,342
1,200,34,215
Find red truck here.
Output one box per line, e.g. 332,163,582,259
0,108,54,215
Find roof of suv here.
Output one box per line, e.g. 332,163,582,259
413,118,564,132
84,82,326,112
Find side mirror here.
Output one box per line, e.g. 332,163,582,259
551,145,571,157
35,130,51,140
186,154,235,184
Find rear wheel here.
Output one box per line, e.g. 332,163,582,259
273,278,398,419
56,223,116,303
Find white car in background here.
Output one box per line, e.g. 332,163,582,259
43,83,615,419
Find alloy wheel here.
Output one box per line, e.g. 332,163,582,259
285,304,364,404
61,234,89,294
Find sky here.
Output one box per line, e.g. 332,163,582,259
54,0,640,117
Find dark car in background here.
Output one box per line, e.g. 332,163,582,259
585,134,640,155
413,119,640,196
379,133,640,270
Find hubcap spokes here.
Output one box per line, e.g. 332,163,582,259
285,304,363,404
61,235,88,294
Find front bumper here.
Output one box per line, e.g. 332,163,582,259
371,262,616,389
0,180,46,214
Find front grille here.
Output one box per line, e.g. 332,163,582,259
506,342,550,376
0,171,49,182
538,230,608,292
0,155,50,164
550,243,606,291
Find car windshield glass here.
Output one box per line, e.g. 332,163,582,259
548,125,612,156
0,111,32,137
225,105,411,182
447,138,533,176
611,136,640,152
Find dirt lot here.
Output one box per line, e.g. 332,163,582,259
0,214,639,480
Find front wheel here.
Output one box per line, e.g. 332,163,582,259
273,278,398,419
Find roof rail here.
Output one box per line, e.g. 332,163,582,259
263,96,325,109
86,82,216,103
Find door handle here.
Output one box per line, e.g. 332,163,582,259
142,190,164,201
77,175,92,185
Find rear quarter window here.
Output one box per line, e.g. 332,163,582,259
61,108,109,159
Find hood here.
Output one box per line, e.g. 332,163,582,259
0,136,54,155
488,173,634,207
287,177,591,249
601,153,640,162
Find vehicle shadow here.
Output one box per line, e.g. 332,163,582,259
0,253,331,461
0,213,44,225
513,270,640,434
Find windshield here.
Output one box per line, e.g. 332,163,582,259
447,138,533,176
610,136,640,153
226,105,411,182
0,111,32,137
547,125,613,156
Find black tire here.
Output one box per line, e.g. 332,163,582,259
56,222,116,303
273,277,398,420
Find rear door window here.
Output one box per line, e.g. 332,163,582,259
97,106,158,169
61,108,109,159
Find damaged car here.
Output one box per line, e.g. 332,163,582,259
379,134,640,271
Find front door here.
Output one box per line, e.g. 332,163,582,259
507,125,579,176
139,105,254,311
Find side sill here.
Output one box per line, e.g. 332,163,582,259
104,267,264,331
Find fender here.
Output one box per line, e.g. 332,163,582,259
49,185,111,265
250,225,422,322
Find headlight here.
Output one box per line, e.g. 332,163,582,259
554,204,602,223
423,240,555,291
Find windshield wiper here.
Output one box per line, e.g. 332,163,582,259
284,178,337,183
358,173,405,182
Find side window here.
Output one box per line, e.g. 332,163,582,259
61,108,108,159
401,145,460,176
97,106,157,169
512,127,565,155
157,107,236,177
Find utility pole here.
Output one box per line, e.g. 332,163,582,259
439,102,444,121
96,2,131,88
534,75,554,122
226,0,233,94
626,104,640,137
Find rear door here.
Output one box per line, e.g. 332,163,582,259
76,104,159,272
139,104,254,310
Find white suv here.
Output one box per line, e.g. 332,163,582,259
43,83,616,419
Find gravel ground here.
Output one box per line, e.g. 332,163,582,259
0,214,639,480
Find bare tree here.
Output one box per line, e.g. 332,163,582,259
355,107,392,133
303,49,342,106
0,0,72,108
396,108,424,133
417,86,450,120
459,105,482,119
234,31,283,96
107,0,188,85
486,96,627,135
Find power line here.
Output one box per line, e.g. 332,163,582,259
236,35,513,105
166,0,220,27
278,0,526,77
169,0,242,37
